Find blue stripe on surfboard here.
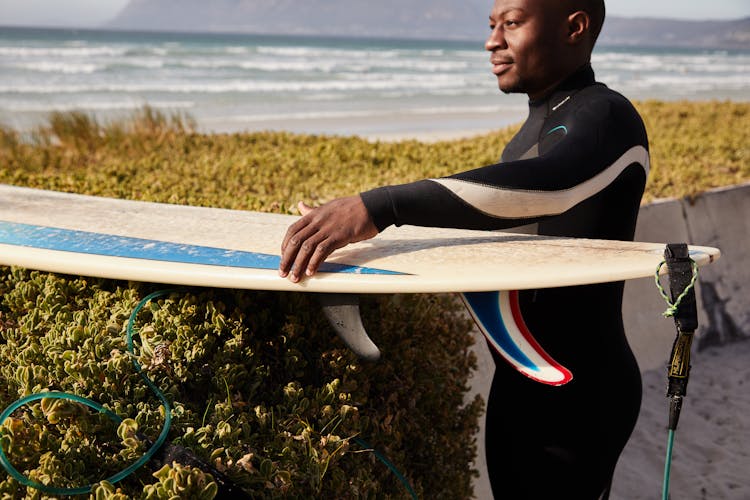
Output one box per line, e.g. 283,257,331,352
0,220,404,276
462,291,538,372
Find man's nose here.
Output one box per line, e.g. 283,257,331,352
485,26,506,51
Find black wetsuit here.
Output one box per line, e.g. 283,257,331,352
360,65,647,499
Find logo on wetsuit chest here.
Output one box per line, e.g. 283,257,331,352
539,124,568,154
546,125,568,137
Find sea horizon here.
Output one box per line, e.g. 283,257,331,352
1,25,749,139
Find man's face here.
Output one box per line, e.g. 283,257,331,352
486,0,569,99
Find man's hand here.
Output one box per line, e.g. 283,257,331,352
279,195,378,282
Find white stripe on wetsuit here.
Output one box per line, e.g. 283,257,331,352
429,145,649,219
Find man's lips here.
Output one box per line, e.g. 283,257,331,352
490,59,513,75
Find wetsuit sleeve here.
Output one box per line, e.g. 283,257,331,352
360,96,649,232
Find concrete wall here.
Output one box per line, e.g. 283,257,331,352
625,182,750,371
469,182,750,499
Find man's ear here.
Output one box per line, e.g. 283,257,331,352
566,11,590,45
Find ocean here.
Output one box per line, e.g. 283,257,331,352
1,26,749,138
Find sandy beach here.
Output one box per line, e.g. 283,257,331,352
198,106,528,143
611,338,750,499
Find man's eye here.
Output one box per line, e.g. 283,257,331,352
489,24,496,30
505,20,518,27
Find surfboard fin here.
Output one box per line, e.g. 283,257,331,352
461,291,573,386
319,293,381,362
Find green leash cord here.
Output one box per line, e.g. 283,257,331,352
655,256,699,500
0,289,175,495
662,429,675,500
354,437,418,500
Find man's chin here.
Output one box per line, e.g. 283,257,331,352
498,83,524,95
497,76,524,95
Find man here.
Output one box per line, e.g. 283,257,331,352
280,1,646,498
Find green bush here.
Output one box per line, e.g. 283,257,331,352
0,102,747,498
0,271,480,498
636,100,750,202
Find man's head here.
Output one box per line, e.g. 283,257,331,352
486,0,606,100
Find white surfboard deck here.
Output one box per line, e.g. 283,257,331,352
0,184,720,293
0,184,721,384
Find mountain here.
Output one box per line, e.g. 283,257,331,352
598,16,750,50
107,0,490,40
107,1,750,49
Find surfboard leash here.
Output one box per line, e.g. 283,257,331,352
0,289,247,497
655,243,699,500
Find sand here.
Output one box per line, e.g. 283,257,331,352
468,335,750,500
198,107,528,143
611,339,750,499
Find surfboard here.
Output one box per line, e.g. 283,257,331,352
0,184,720,384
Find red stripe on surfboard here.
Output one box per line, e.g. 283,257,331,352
508,290,573,386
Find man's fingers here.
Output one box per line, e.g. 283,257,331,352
281,223,297,254
305,238,342,277
281,216,309,253
281,202,317,253
288,233,329,282
280,221,318,277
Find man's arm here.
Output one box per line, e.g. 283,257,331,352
279,98,648,281
359,97,647,232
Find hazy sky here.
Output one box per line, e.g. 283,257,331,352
0,0,748,28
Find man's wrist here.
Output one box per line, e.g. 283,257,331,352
359,188,395,232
